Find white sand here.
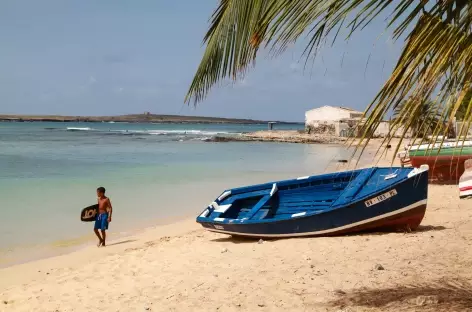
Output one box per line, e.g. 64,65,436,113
1,140,472,312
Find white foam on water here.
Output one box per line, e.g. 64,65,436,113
109,129,230,136
66,127,94,131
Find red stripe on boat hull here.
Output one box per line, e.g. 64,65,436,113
459,185,472,192
325,204,427,236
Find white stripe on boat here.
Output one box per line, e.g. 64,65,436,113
291,212,306,218
218,191,231,202
297,176,309,180
214,204,232,213
270,183,278,197
206,199,427,238
408,140,472,151
460,189,472,197
458,180,472,189
407,165,429,178
383,171,398,180
214,218,226,222
200,209,209,218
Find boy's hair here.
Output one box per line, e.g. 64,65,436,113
97,186,106,194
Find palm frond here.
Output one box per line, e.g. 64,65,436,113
359,12,472,152
184,0,269,105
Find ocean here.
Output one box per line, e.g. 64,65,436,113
0,121,348,267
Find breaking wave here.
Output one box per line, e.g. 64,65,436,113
66,127,94,131
46,127,237,141
49,127,230,135
109,129,228,136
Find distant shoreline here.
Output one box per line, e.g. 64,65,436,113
0,113,303,125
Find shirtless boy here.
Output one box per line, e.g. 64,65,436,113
94,187,113,247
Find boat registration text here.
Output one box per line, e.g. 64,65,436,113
365,189,397,207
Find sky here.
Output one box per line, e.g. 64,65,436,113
0,0,404,122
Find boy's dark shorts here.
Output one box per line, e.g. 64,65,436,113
94,213,109,230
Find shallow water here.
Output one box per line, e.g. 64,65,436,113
0,121,348,266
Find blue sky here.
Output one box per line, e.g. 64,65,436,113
0,1,403,122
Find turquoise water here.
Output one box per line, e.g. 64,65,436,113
0,121,347,266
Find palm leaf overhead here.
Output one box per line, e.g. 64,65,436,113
185,1,472,156
393,98,442,137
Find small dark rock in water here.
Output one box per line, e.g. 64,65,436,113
3,301,8,305
258,303,265,307
337,159,348,163
374,264,385,270
386,144,392,148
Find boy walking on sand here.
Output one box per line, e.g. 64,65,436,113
94,187,113,247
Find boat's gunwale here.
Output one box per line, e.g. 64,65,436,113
226,169,363,196
407,139,472,150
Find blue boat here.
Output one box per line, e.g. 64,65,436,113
196,166,429,238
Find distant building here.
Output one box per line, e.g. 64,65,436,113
305,106,363,135
304,105,410,138
305,106,363,127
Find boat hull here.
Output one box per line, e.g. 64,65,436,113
409,155,470,184
408,146,472,183
198,169,428,238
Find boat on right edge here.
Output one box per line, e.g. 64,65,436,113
398,140,472,183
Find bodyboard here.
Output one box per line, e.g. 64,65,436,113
81,204,98,222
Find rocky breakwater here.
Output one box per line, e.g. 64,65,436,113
208,130,347,144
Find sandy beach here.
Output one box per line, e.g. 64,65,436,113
1,140,472,312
